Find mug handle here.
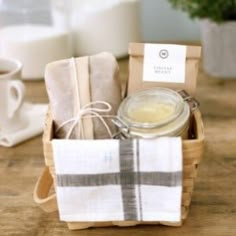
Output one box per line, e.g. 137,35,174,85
8,81,25,119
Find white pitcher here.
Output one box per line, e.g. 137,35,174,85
52,0,141,58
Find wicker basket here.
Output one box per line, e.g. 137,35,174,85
33,108,204,230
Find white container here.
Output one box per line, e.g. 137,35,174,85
52,0,141,58
201,20,236,78
0,0,72,80
0,25,72,80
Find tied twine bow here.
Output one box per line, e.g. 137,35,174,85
56,101,115,139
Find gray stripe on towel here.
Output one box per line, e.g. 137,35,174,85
136,139,143,221
119,140,137,221
56,172,182,187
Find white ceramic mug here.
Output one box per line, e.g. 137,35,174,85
0,58,27,133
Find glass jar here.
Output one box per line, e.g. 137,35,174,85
0,0,72,80
117,88,190,139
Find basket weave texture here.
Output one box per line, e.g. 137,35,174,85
33,108,204,230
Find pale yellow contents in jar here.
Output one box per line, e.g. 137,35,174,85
128,102,175,123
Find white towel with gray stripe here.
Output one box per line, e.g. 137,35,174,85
53,137,183,222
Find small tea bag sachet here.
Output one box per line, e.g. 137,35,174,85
45,52,122,139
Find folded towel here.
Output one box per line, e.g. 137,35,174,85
0,103,47,147
53,137,183,222
45,52,121,139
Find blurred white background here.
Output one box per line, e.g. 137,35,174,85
141,0,200,42
5,0,200,42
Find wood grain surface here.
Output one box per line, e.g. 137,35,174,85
1,59,236,236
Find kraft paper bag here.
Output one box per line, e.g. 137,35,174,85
127,43,201,96
45,52,121,139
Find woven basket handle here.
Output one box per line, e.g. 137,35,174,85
33,167,58,213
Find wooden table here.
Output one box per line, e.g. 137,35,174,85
1,59,236,236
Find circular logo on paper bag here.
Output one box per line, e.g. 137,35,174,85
159,49,169,59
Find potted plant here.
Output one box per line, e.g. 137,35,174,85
168,0,236,78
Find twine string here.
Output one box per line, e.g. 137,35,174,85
56,101,115,139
